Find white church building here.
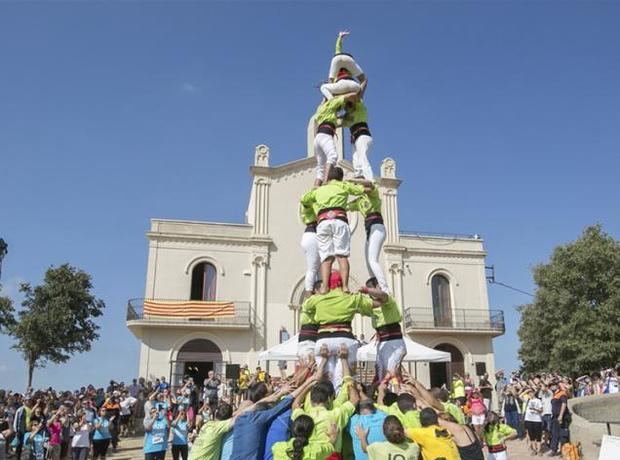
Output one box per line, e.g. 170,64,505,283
127,126,505,388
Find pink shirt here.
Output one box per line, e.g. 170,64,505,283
470,397,486,416
48,421,62,446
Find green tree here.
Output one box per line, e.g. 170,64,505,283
0,290,15,331
518,225,620,375
8,264,106,387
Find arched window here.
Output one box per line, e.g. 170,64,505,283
431,274,452,327
190,262,217,301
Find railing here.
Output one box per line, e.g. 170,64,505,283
400,230,482,240
403,307,505,334
126,298,251,327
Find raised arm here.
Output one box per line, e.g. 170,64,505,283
335,31,349,55
359,286,388,305
292,378,317,410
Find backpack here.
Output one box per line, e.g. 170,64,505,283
561,442,581,460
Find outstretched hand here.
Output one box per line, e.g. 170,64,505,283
354,424,368,440
339,31,350,38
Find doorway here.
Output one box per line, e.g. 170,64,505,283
183,361,214,386
172,338,223,387
429,343,464,389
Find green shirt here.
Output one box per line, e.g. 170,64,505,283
300,298,317,326
272,437,334,460
367,441,420,460
375,404,421,430
303,289,373,324
189,420,231,460
300,180,366,214
482,423,516,447
300,202,317,225
452,379,465,399
442,401,465,425
348,188,381,217
292,401,356,452
342,100,368,126
359,295,401,329
314,96,347,126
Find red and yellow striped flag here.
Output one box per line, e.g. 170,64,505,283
143,300,235,318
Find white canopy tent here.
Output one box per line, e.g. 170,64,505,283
357,336,451,363
258,334,451,364
258,334,299,361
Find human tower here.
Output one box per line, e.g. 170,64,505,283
297,32,406,392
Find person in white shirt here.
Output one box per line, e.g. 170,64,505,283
604,370,619,394
71,412,91,460
523,389,543,455
539,384,553,446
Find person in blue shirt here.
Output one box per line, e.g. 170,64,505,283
348,398,387,460
92,408,112,460
23,420,47,460
262,406,292,460
229,379,316,460
170,409,188,460
143,406,169,460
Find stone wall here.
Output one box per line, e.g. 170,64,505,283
568,393,620,460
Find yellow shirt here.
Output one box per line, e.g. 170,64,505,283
406,426,460,460
375,404,421,429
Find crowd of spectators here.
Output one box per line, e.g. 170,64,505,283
1,362,618,460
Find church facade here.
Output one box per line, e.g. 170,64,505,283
126,132,505,388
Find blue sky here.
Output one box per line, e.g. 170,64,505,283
1,1,619,390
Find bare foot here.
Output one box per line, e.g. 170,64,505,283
320,344,329,359
338,343,349,359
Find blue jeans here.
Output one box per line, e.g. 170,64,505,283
505,409,523,437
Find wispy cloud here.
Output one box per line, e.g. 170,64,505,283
0,275,26,299
181,82,199,94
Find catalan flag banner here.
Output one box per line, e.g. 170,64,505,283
143,300,235,318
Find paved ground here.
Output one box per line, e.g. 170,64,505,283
110,434,540,460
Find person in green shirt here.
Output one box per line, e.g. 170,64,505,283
303,272,379,389
300,200,320,296
320,31,367,101
342,97,374,180
189,403,240,460
451,374,466,405
436,389,466,425
482,411,517,459
359,279,406,384
297,280,321,364
271,414,337,460
300,167,374,292
356,415,420,460
348,188,388,293
292,344,360,454
375,382,421,430
312,94,359,186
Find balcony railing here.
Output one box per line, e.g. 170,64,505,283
403,307,505,334
126,298,251,327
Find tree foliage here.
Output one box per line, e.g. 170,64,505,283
0,289,15,332
518,225,620,375
8,264,106,387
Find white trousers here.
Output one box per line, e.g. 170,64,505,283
315,337,358,391
317,219,351,261
366,223,388,292
376,338,406,381
314,133,338,180
328,54,364,80
320,79,361,100
488,451,508,460
297,340,316,364
301,231,320,292
352,134,374,180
